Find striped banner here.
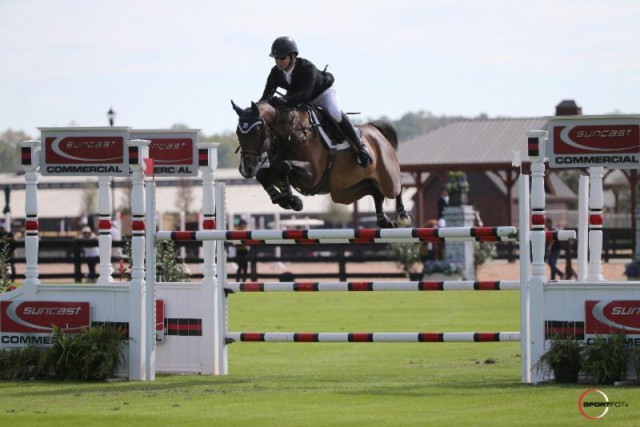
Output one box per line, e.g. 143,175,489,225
226,332,521,343
225,280,520,293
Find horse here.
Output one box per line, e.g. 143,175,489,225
231,100,411,228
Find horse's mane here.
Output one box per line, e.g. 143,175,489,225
368,120,398,150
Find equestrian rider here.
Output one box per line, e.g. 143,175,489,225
259,36,372,168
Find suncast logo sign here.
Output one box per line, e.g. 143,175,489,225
549,117,640,169
585,300,640,345
39,127,130,176
0,301,90,348
130,130,199,177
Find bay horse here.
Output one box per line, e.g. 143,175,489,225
231,100,411,228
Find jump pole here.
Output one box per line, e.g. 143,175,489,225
225,281,521,292
214,180,228,375
577,175,589,281
518,169,531,383
145,178,156,380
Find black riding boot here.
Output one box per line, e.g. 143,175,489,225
340,113,372,168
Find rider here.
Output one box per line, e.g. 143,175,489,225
259,36,372,168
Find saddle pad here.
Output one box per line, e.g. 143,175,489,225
308,109,351,151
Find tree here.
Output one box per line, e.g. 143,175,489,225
199,131,239,169
0,129,32,173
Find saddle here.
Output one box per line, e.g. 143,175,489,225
301,105,356,151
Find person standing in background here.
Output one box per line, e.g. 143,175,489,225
437,188,449,228
234,219,250,283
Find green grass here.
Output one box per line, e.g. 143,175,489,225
1,291,638,426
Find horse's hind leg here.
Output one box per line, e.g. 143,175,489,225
395,193,412,227
373,190,395,228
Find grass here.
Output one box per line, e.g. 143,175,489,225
1,290,638,426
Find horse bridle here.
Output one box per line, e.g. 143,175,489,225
236,105,309,161
236,115,272,159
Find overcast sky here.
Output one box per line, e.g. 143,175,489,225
1,0,638,137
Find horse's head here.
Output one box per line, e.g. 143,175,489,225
231,100,272,178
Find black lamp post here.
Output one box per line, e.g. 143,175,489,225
107,107,116,127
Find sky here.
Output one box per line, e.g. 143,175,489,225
1,0,639,138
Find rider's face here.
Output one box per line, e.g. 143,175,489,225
275,55,292,71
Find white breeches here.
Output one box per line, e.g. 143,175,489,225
311,86,343,123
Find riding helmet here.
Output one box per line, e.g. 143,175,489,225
270,36,298,58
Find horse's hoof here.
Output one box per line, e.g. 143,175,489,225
274,196,291,210
289,196,303,211
397,212,412,227
376,217,394,228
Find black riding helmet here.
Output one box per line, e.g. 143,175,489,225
270,36,298,58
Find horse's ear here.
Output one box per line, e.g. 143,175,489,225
250,101,260,115
231,100,244,116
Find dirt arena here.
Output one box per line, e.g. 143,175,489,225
22,257,630,283
230,258,630,282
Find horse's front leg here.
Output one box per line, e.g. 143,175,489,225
275,161,303,212
256,167,291,210
395,193,412,227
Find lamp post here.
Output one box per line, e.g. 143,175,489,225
106,107,116,223
107,107,116,127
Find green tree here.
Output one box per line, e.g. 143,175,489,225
0,129,32,173
200,131,239,169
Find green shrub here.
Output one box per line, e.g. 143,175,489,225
39,324,125,381
474,241,496,271
123,240,190,282
534,334,582,383
582,332,630,384
0,236,14,293
0,346,42,380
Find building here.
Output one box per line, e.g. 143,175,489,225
397,100,638,233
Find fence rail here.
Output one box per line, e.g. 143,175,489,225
2,229,633,282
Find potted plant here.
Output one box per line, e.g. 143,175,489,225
446,171,470,206
534,334,583,383
422,260,464,281
388,242,421,280
582,331,630,384
624,260,640,280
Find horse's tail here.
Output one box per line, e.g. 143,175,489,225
368,120,398,150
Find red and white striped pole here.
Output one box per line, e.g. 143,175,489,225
226,332,521,343
156,226,518,244
225,280,520,293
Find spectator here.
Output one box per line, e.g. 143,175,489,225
78,226,99,282
545,218,563,280
234,219,249,283
437,188,449,228
110,219,122,257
